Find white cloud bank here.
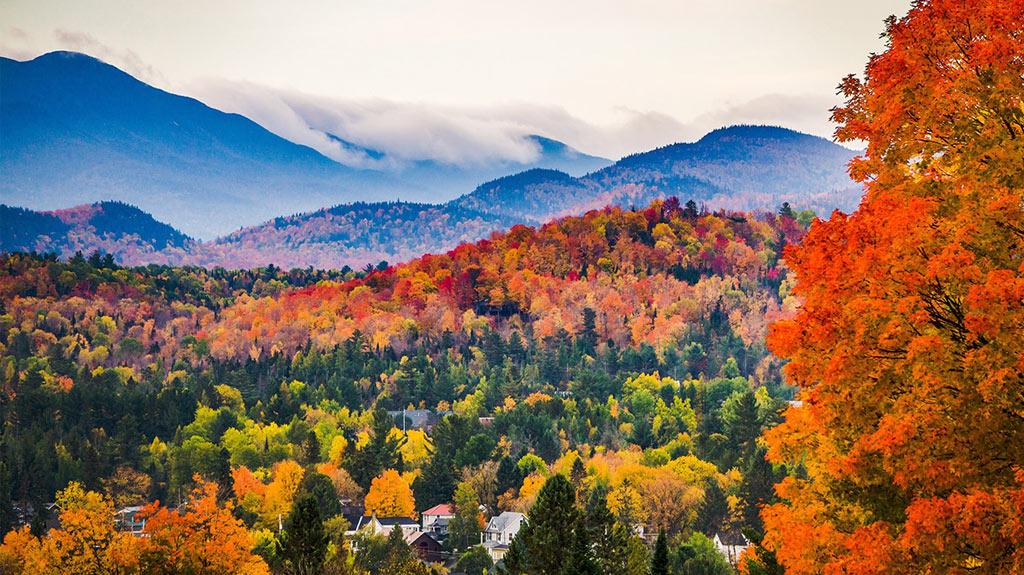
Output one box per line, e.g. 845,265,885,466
189,80,841,169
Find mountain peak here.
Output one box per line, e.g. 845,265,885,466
698,124,824,144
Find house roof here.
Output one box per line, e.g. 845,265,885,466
374,516,419,526
485,511,525,533
715,529,749,546
422,504,453,516
405,530,441,546
388,409,435,429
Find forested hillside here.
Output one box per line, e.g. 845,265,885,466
0,199,805,573
454,126,859,224
0,201,192,260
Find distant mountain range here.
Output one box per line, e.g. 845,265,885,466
0,51,610,238
1,51,864,270
454,125,860,224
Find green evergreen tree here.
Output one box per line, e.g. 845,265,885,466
584,484,629,574
277,493,329,575
562,519,599,575
694,477,729,536
522,474,578,575
738,446,782,535
651,529,669,575
345,407,405,489
723,390,761,464
501,533,527,575
300,470,342,519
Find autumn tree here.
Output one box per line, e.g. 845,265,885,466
364,469,416,519
764,1,1024,573
448,481,484,552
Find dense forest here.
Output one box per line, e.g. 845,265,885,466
0,200,803,574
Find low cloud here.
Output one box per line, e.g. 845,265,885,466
3,27,843,168
189,80,698,168
190,82,842,169
53,29,165,86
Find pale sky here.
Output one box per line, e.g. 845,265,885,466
0,0,911,161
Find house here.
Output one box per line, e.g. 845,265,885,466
421,503,454,535
388,409,436,431
480,511,525,562
352,514,420,538
405,530,446,562
115,506,147,537
713,529,750,565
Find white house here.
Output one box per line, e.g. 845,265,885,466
421,503,454,535
353,514,420,538
713,529,750,565
480,511,525,562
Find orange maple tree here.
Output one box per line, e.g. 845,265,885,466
364,469,416,519
0,480,268,575
760,1,1024,574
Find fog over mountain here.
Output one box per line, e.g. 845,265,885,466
0,51,612,238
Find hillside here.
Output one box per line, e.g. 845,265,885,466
453,125,860,223
203,198,808,360
189,202,517,270
0,201,192,261
2,125,853,270
0,197,804,570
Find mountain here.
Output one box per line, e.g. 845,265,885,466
1,124,861,270
453,125,861,223
0,52,610,238
0,51,398,238
186,202,517,270
0,201,192,261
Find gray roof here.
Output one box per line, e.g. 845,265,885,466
485,511,525,533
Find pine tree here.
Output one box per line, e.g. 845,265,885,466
278,493,329,575
652,529,669,575
562,519,599,575
522,474,578,575
501,533,527,575
345,407,405,489
738,446,781,535
694,478,728,536
584,485,629,574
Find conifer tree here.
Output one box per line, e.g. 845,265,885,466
562,519,599,575
694,477,728,536
522,474,578,575
652,529,669,575
277,493,329,575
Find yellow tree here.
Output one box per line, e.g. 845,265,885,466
364,469,416,518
